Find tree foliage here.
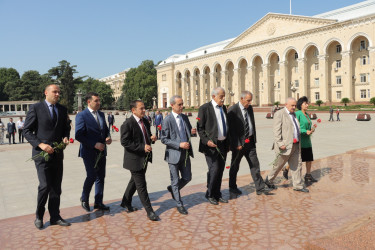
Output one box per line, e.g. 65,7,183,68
315,100,323,107
370,97,375,106
121,60,157,109
0,68,20,101
77,77,114,109
341,97,350,106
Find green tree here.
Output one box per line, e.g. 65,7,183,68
0,67,20,101
116,93,125,110
48,60,84,112
315,100,323,107
341,97,350,106
370,97,375,106
77,77,114,109
273,101,280,107
121,60,157,109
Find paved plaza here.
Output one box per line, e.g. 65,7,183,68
0,112,375,248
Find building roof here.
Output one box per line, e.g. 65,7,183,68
158,0,375,67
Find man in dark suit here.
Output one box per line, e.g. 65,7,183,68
160,95,196,215
23,84,71,229
227,91,271,196
120,100,159,221
7,117,16,144
107,112,115,132
154,111,163,139
197,87,229,205
75,92,112,212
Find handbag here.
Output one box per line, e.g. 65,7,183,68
6,133,10,139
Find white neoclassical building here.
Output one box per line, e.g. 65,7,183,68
156,0,375,108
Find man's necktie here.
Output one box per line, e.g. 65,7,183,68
219,106,227,137
139,119,150,145
177,115,188,142
51,105,57,125
94,111,101,129
244,108,250,138
290,113,300,139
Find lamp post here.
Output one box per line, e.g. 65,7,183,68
229,91,235,106
152,96,157,109
76,90,83,112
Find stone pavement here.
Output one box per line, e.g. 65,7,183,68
0,112,375,220
1,145,375,249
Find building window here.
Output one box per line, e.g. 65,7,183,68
162,74,166,81
361,56,367,65
315,92,320,100
336,60,341,68
368,89,371,98
294,80,299,87
314,63,319,70
336,91,342,99
361,89,366,98
336,76,342,85
360,40,367,51
295,66,298,73
313,49,319,57
336,44,342,53
314,78,319,87
277,82,280,88
294,53,298,59
277,56,280,62
360,74,367,82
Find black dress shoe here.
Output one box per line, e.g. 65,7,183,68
80,198,90,212
256,188,270,195
283,168,289,180
34,218,43,229
120,202,138,213
94,203,110,211
218,197,228,203
177,206,188,215
147,211,160,221
50,219,71,226
229,188,242,195
305,174,318,183
167,185,175,200
207,197,218,205
293,188,309,193
265,177,278,190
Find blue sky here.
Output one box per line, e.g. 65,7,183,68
0,0,363,79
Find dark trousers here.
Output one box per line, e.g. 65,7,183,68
122,166,153,213
205,140,227,200
155,127,162,138
8,132,15,144
329,113,334,121
109,123,113,131
81,155,106,204
34,154,63,221
169,150,192,207
229,141,265,191
337,114,340,121
18,129,24,143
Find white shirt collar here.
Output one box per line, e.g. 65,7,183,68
211,99,220,108
88,107,96,113
238,102,245,110
172,111,181,119
133,114,141,122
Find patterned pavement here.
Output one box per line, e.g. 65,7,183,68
1,146,375,249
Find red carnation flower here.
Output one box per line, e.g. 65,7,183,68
69,138,74,143
196,117,201,121
293,138,297,143
226,166,230,169
245,138,250,144
115,128,119,132
157,125,162,131
317,119,322,123
313,124,317,128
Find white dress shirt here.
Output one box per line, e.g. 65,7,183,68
238,102,253,137
133,114,148,144
211,99,227,141
285,108,299,141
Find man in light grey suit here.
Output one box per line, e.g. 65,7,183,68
265,97,309,193
161,95,196,215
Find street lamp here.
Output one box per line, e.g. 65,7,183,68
76,90,83,112
229,91,235,105
152,96,157,109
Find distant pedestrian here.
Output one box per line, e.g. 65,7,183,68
0,118,4,144
336,108,340,121
154,111,163,139
107,112,115,132
328,106,334,121
7,118,16,144
16,117,25,143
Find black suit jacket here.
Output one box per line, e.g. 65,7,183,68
7,122,16,133
120,115,153,171
197,101,229,156
23,101,70,158
227,102,257,151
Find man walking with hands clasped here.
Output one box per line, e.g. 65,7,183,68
161,95,196,215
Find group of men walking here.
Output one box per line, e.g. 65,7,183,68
24,84,309,229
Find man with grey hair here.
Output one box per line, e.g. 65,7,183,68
161,95,196,215
265,97,308,192
227,91,272,195
197,87,230,205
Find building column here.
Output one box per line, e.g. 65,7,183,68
191,75,197,107
369,47,375,99
232,68,240,103
297,58,307,98
342,50,353,101
318,55,330,103
280,61,289,102
246,66,253,93
262,63,270,106
199,74,205,105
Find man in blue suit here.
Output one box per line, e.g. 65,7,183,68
154,111,163,139
75,92,112,212
161,95,196,215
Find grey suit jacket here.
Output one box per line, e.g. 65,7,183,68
272,108,301,156
160,113,194,165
